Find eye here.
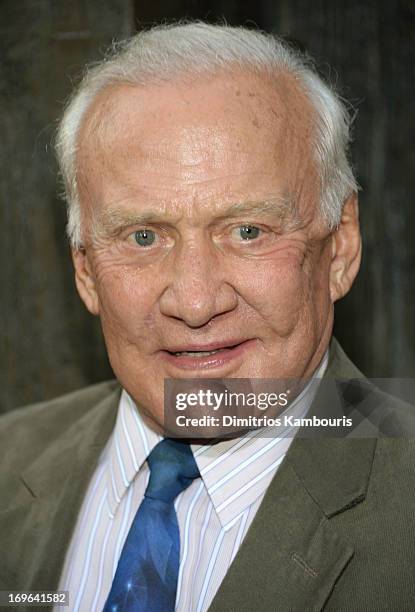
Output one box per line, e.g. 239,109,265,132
235,225,261,241
133,229,156,246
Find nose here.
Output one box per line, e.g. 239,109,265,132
159,239,238,327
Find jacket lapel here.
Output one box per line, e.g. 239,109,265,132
0,387,120,592
209,341,377,611
208,437,376,612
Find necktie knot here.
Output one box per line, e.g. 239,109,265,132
145,438,200,503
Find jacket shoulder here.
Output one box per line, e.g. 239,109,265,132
0,380,119,475
328,339,415,436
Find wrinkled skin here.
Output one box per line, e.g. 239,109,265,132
72,69,361,432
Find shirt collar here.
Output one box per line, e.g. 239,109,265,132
106,391,162,517
191,351,328,529
105,351,328,523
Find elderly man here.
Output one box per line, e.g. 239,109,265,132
1,22,414,612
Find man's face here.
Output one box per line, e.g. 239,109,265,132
73,70,356,431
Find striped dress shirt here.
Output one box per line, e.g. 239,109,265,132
57,354,327,612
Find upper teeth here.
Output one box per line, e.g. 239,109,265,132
174,349,221,356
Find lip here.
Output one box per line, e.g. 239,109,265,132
159,339,256,372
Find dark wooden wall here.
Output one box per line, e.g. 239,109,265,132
1,0,414,413
0,1,133,412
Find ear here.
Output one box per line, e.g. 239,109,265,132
329,192,362,303
71,247,100,315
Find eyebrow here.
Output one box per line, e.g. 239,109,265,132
93,195,300,240
216,197,297,220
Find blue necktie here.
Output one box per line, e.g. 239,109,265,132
103,438,200,612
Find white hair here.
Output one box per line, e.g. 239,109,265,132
55,21,358,248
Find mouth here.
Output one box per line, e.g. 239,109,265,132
170,345,238,357
160,339,256,372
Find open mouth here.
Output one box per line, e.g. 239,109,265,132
168,344,240,358
160,340,254,371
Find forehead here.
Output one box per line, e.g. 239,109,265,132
77,69,317,217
